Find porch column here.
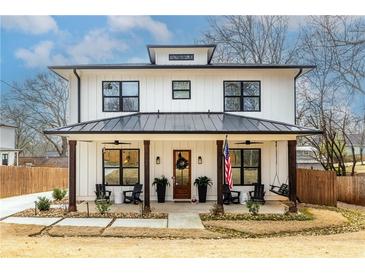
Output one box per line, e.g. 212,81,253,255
68,140,77,212
216,140,224,213
288,139,297,212
144,140,151,212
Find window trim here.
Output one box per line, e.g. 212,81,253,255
229,148,261,186
102,148,140,186
172,80,191,100
223,80,261,112
102,81,140,113
169,54,194,61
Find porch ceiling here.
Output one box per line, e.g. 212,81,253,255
44,112,321,136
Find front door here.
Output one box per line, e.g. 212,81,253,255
173,150,191,200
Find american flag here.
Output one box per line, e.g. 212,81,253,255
223,138,233,190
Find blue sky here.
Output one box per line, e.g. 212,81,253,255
1,16,363,113
1,16,210,89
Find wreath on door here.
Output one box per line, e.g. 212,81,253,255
176,152,189,170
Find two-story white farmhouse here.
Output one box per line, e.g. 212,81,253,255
45,44,320,212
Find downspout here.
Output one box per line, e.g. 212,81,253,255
73,69,81,123
294,68,303,125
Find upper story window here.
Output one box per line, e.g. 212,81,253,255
172,81,191,99
224,81,261,112
169,54,194,61
102,81,139,112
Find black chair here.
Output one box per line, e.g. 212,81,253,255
269,183,289,197
123,183,143,204
95,184,112,202
248,184,266,204
223,184,241,204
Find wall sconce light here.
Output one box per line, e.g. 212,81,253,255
198,156,202,164
156,156,160,164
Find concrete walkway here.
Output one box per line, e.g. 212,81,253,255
1,213,204,230
168,213,204,229
1,216,61,226
0,191,53,219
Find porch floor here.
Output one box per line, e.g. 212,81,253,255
77,201,287,214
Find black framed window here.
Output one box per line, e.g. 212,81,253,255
172,80,191,99
228,149,261,186
102,81,139,112
169,54,194,61
2,153,9,166
103,149,140,186
224,81,261,112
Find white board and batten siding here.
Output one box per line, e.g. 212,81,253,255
76,140,288,201
67,69,297,125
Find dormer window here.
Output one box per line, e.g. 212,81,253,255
169,54,194,61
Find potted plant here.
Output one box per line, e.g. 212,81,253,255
194,176,212,203
152,175,170,203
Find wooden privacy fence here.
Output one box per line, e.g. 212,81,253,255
297,168,337,206
337,176,365,206
0,166,68,198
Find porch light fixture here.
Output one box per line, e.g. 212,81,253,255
198,156,202,164
156,156,160,164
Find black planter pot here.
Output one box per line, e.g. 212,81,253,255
156,184,166,203
198,185,207,203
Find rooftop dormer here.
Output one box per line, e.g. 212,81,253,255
147,44,216,65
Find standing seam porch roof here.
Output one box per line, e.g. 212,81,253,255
44,113,322,135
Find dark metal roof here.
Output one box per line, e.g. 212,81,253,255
49,63,316,70
44,112,322,135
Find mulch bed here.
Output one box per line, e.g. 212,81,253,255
102,227,227,239
13,208,167,219
47,226,104,237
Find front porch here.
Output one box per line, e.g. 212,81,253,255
43,112,321,213
77,200,288,214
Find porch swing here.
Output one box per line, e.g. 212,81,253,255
269,141,289,197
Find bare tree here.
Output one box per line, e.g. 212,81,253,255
202,16,299,64
1,73,69,156
297,16,364,175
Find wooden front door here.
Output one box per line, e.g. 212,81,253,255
173,150,191,200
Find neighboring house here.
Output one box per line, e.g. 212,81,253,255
0,123,21,166
45,44,321,211
297,146,323,170
345,133,365,164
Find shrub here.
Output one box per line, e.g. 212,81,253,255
52,188,67,201
95,199,111,215
246,200,260,215
36,196,51,211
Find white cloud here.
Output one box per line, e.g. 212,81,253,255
15,41,66,68
1,16,58,34
108,16,172,41
67,29,128,64
15,29,128,67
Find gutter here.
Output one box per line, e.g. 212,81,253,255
294,68,303,125
73,69,81,123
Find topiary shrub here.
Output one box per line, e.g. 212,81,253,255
95,199,111,215
36,196,51,211
52,188,67,201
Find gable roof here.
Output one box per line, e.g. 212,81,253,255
44,112,322,135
